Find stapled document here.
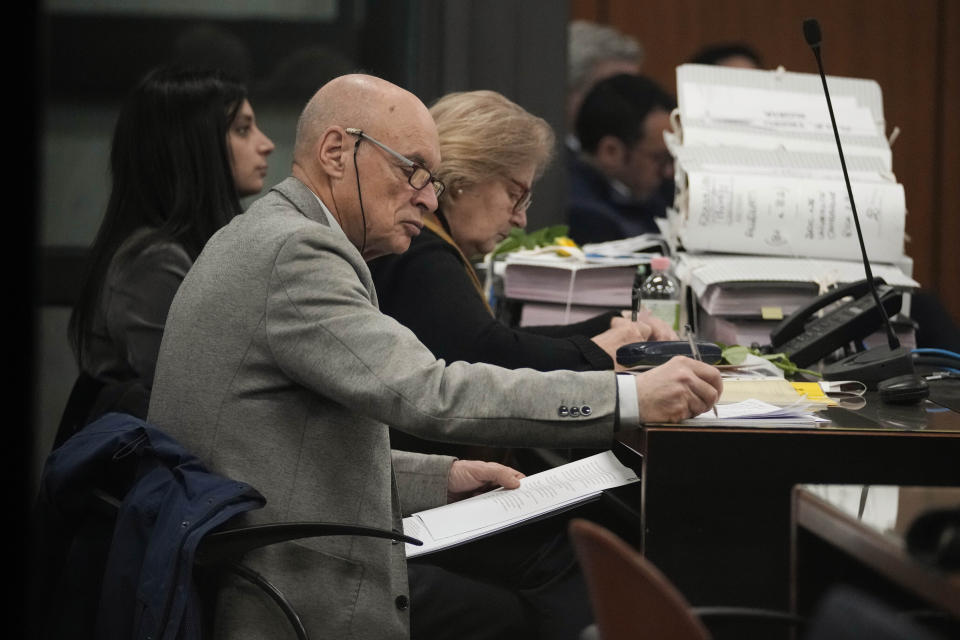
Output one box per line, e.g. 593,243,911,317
403,451,638,558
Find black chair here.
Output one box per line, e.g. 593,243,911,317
31,412,420,640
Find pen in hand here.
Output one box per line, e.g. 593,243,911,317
631,269,643,322
685,323,719,417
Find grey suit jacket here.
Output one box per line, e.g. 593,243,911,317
148,177,618,640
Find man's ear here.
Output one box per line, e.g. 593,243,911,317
593,135,628,172
317,127,349,178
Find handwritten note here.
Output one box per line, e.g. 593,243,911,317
681,172,905,262
670,64,907,264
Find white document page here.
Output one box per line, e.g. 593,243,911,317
681,84,878,137
675,64,890,163
403,450,638,558
674,253,919,299
674,146,895,183
677,124,893,166
801,484,900,533
679,398,825,428
681,171,905,262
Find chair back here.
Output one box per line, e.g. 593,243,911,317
569,518,711,640
33,412,421,640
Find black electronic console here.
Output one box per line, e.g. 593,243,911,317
616,341,722,368
769,278,902,369
800,18,928,400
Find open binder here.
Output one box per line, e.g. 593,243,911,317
667,63,906,263
662,64,918,353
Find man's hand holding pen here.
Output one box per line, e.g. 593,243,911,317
632,356,723,423
686,323,720,417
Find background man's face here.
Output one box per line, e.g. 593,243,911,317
616,109,673,201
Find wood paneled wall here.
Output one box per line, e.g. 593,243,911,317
573,0,959,328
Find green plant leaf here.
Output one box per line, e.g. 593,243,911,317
721,345,750,365
490,225,571,257
719,344,821,379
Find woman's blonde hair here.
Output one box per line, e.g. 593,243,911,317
429,90,555,205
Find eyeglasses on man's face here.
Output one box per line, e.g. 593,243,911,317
345,128,445,198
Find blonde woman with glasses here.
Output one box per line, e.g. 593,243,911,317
369,90,672,462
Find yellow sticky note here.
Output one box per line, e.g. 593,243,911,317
761,306,784,320
791,382,825,398
791,382,834,405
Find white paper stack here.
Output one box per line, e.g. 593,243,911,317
501,251,650,326
675,252,919,348
663,64,919,349
669,64,906,263
680,398,826,428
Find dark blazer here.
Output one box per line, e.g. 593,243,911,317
566,151,668,245
368,225,618,372
369,224,620,463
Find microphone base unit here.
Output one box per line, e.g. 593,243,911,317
821,345,915,390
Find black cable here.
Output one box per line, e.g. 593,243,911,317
353,139,367,255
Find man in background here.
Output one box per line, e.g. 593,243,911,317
566,20,643,152
689,41,763,69
567,73,676,244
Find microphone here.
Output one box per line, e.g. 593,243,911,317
802,18,924,397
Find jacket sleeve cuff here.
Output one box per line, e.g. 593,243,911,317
615,373,640,430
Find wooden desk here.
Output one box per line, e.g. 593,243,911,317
614,391,960,611
791,485,960,620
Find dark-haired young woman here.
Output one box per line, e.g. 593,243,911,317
61,66,274,435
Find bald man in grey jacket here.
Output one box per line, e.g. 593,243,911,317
148,73,721,640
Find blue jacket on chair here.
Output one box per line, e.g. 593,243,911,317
35,412,265,640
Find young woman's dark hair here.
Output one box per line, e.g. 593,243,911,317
68,66,247,366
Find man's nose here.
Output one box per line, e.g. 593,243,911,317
414,184,439,212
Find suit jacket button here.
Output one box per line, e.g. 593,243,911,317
569,406,581,417
558,405,569,417
395,595,409,610
581,405,592,416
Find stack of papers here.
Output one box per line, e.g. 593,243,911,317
518,302,615,327
402,451,638,558
719,377,806,404
676,254,919,301
676,252,919,349
669,63,906,263
502,256,639,307
680,398,826,428
581,234,668,264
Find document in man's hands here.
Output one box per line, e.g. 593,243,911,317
402,451,638,558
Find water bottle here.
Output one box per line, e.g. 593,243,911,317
640,256,680,332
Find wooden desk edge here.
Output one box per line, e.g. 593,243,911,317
791,488,960,617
